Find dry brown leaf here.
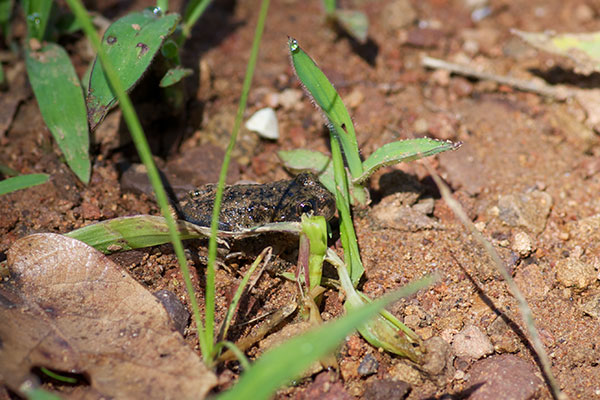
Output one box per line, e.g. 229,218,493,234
0,233,216,399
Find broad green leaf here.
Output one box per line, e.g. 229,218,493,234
87,10,180,129
513,29,600,75
288,37,366,203
332,10,368,44
65,215,209,253
159,66,193,87
217,274,434,400
277,149,335,194
0,174,49,195
0,0,12,40
358,138,461,183
25,43,90,183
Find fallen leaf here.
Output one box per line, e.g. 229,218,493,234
0,233,216,399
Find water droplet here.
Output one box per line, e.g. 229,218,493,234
288,37,299,52
106,35,117,45
27,13,41,26
152,6,162,16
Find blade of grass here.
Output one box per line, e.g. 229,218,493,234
0,174,49,195
25,42,90,183
22,0,52,40
217,274,435,400
65,215,223,253
181,0,211,40
330,132,364,285
288,37,365,204
203,0,270,360
217,247,270,345
425,162,566,400
65,0,210,359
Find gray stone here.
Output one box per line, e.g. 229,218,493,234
497,191,553,234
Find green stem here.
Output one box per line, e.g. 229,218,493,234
65,0,209,358
204,0,270,358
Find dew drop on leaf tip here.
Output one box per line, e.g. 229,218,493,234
288,37,299,52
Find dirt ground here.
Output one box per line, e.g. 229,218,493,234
2,0,600,399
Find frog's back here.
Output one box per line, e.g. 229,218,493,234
177,173,335,231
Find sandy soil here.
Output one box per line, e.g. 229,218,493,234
2,0,600,398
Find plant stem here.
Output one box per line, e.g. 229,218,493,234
64,0,209,358
204,0,270,359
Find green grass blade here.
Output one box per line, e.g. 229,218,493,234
0,0,11,42
358,138,461,184
66,0,207,359
86,9,180,129
65,215,213,253
23,388,63,400
22,0,52,40
218,248,269,344
288,37,365,203
181,0,211,38
321,0,335,15
25,43,90,183
203,0,270,360
0,174,49,195
217,275,434,400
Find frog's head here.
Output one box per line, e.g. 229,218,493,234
273,173,336,223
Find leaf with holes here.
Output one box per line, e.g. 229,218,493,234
86,9,180,130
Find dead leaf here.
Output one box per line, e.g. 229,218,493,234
0,233,216,399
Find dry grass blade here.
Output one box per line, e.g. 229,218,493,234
423,161,566,400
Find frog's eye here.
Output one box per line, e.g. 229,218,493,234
297,200,315,216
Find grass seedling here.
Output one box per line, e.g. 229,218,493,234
0,173,49,196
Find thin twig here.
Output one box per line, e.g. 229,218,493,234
422,56,574,100
423,161,566,400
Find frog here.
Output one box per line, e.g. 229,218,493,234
177,172,336,232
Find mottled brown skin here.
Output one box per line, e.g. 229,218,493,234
178,173,336,232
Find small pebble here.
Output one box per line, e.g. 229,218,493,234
469,354,542,400
556,257,596,290
511,231,533,257
452,325,494,360
357,353,379,377
245,107,279,140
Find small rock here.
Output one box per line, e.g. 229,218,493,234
514,263,550,301
357,353,379,377
381,0,416,31
299,372,352,400
452,325,494,360
420,336,453,376
512,231,533,257
363,379,411,400
387,362,422,385
580,293,600,319
339,359,360,381
497,191,553,234
371,200,440,231
345,88,365,109
153,290,190,335
487,316,520,353
469,354,543,400
245,107,279,140
556,257,596,290
278,88,303,110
